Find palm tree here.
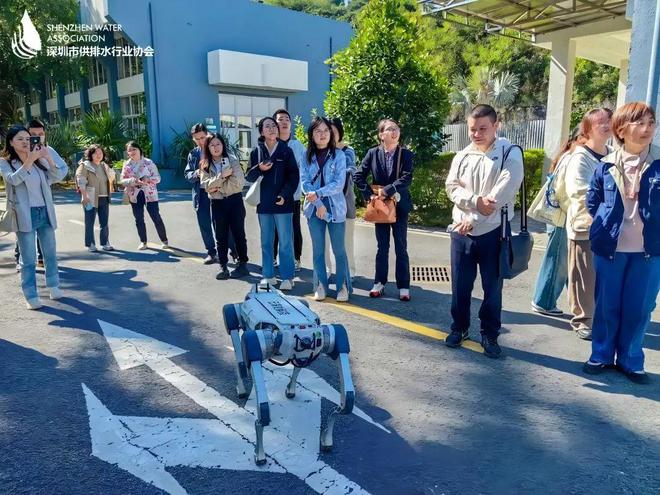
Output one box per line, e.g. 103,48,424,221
449,66,519,121
78,111,128,161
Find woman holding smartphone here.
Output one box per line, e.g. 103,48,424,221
0,125,68,309
76,144,116,252
199,133,249,280
246,117,299,290
120,141,169,250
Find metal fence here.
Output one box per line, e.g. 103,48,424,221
441,119,546,152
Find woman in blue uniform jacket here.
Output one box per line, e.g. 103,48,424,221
583,102,660,384
354,118,414,301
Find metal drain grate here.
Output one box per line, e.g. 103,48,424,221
411,265,451,284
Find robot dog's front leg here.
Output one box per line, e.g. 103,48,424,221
285,367,302,399
223,304,248,398
241,330,271,465
320,324,355,452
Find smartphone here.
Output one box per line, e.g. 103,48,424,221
29,136,41,151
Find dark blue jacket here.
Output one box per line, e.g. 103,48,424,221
184,147,203,209
587,148,660,258
354,145,414,213
246,140,299,215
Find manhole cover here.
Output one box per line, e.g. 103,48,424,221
411,265,451,284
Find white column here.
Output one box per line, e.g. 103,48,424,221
542,38,576,173
617,59,629,108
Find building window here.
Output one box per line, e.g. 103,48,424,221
66,79,80,94
116,37,143,79
89,59,107,87
67,106,82,125
45,78,57,99
91,101,109,114
219,94,286,159
120,93,145,134
48,111,60,126
29,87,40,104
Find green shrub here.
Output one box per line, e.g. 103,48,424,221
406,148,545,227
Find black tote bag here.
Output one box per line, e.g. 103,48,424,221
499,145,534,280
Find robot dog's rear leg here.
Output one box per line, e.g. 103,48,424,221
285,366,302,399
229,329,249,398
320,352,355,452
250,360,270,465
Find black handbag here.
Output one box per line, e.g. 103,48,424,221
499,145,534,280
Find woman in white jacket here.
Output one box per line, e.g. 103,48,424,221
564,108,613,340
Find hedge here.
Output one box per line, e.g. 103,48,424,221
407,149,545,227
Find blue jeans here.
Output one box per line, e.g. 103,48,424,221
532,225,568,310
590,253,660,372
196,191,216,256
16,207,59,300
259,213,294,280
307,215,351,293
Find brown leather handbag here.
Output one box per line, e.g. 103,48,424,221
364,148,401,224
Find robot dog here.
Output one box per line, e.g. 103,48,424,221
222,284,355,465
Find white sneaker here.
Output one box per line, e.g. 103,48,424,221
369,282,385,298
336,285,349,302
259,277,277,289
101,244,114,251
314,283,326,301
49,287,63,300
294,259,302,272
26,297,42,310
161,242,170,249
279,279,294,291
88,243,98,252
399,288,410,301
137,242,148,250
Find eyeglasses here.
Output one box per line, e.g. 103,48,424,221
263,124,278,130
313,128,330,135
383,126,399,133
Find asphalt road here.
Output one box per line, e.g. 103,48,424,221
0,191,658,495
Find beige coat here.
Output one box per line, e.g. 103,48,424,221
565,146,604,241
199,156,245,199
75,160,115,208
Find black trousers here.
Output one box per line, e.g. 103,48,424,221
450,227,503,338
84,196,110,247
131,190,168,243
274,200,302,261
374,209,410,289
211,193,248,266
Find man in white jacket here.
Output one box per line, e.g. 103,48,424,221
444,105,524,358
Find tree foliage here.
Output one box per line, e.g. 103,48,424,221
0,0,84,129
449,66,519,120
325,0,449,165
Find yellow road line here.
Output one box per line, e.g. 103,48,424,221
313,298,483,353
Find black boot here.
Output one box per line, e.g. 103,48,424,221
216,264,230,280
230,262,249,279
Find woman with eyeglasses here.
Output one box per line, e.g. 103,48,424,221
354,118,414,301
246,117,299,291
301,117,350,302
583,102,660,384
564,108,613,341
0,125,68,309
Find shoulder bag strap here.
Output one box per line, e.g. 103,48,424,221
396,147,402,179
500,144,527,233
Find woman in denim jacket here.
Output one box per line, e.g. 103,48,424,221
301,117,350,302
584,102,660,384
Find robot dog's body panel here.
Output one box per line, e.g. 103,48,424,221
223,285,355,465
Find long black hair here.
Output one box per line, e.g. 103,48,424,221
201,133,229,172
306,116,336,164
2,124,47,171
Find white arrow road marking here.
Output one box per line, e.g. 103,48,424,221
83,384,284,495
96,319,381,494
